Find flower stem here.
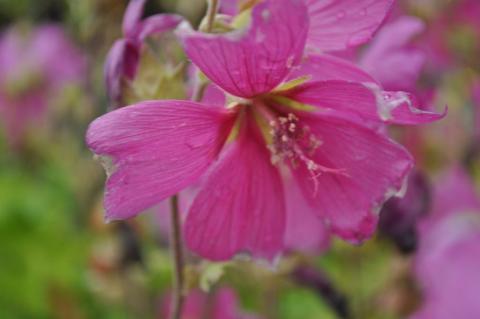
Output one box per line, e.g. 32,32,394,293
169,3,218,317
169,195,185,319
205,0,219,33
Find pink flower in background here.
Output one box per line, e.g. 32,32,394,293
304,0,394,52
104,0,183,107
421,0,480,70
0,24,85,145
412,167,480,319
361,16,426,92
159,288,259,319
221,0,394,52
379,170,431,253
87,0,442,261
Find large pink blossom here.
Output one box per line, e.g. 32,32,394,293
87,0,442,261
104,0,183,107
0,24,85,145
412,167,480,319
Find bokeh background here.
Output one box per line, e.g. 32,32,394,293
0,0,479,318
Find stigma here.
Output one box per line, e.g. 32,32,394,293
267,113,348,194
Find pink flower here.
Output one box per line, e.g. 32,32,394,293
159,288,259,319
0,24,85,145
87,0,442,261
304,0,394,51
221,0,395,52
104,0,183,107
412,167,480,319
361,16,426,92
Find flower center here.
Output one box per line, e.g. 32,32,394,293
267,112,348,194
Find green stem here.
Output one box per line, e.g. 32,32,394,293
205,0,219,33
169,195,185,319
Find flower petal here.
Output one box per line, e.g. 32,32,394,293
287,53,377,83
185,114,286,261
284,80,446,125
178,0,309,98
291,112,413,243
104,39,139,107
86,100,235,220
305,0,394,52
361,16,426,91
122,0,147,38
135,14,183,42
284,175,331,253
220,0,239,15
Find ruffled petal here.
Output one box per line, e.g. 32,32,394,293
122,0,147,38
185,113,286,261
361,16,426,91
178,0,309,98
284,80,446,125
86,100,235,220
135,14,183,42
287,53,377,83
305,0,394,52
291,112,413,243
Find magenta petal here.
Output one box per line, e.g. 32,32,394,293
185,116,286,261
306,0,394,51
285,81,446,125
284,176,331,253
431,166,480,221
104,39,140,106
178,0,309,98
287,54,378,83
135,14,183,41
31,25,86,86
122,0,147,38
361,16,426,91
86,100,235,220
414,195,480,319
220,0,238,15
291,113,413,243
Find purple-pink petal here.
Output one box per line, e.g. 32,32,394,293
104,39,140,107
185,113,286,261
109,39,139,82
430,166,480,221
284,80,446,125
411,233,480,319
135,14,183,42
122,0,147,38
305,0,394,52
0,24,85,145
86,100,235,221
284,176,331,253
178,0,309,98
220,0,239,15
361,16,426,92
287,53,378,83
291,112,413,243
